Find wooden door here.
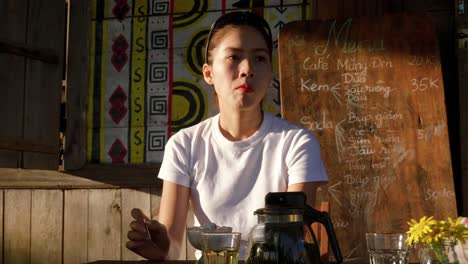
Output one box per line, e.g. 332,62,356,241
0,0,65,169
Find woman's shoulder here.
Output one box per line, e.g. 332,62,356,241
266,112,319,144
268,113,313,133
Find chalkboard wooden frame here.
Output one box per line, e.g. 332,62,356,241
279,14,458,262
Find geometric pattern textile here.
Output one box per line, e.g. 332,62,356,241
88,0,309,163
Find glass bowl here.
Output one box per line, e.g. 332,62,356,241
186,224,232,250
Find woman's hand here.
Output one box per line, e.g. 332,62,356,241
126,208,170,260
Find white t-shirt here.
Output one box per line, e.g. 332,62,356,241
158,112,328,258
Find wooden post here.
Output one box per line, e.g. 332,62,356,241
455,0,468,216
63,0,91,170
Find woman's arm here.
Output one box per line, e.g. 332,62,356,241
126,180,190,260
159,180,190,259
288,182,325,207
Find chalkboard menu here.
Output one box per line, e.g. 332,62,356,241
279,15,458,262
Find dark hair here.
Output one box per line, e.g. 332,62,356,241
204,11,273,64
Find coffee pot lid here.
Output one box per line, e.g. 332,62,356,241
254,192,307,215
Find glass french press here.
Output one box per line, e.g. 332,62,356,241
245,192,343,264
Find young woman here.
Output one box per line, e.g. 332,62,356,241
126,11,328,261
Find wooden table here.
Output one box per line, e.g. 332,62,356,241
87,260,418,264
88,261,198,264
87,258,360,263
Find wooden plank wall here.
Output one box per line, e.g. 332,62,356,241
0,188,192,264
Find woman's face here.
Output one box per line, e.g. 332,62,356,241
202,26,273,112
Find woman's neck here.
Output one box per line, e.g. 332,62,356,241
218,109,263,141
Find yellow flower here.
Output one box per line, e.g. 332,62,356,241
406,216,438,246
406,216,468,247
407,216,468,263
445,217,468,242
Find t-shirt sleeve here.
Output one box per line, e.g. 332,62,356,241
286,129,329,185
157,132,192,187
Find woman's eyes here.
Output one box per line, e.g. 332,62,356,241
227,55,240,61
226,54,267,62
256,55,267,62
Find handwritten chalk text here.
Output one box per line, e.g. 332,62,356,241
303,56,329,71
315,18,385,55
300,112,334,131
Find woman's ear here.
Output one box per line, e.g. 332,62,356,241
202,63,213,85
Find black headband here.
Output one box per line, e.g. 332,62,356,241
204,11,273,64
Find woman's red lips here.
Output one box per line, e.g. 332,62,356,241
236,84,253,93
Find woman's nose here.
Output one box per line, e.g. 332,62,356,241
239,59,254,77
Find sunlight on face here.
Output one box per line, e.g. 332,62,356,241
203,26,273,112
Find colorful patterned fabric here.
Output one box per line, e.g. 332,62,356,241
87,0,309,163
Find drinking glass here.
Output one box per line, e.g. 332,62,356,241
366,233,409,264
460,238,468,263
201,232,241,264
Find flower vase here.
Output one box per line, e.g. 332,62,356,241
418,242,459,264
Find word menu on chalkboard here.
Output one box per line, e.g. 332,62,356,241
279,15,457,261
